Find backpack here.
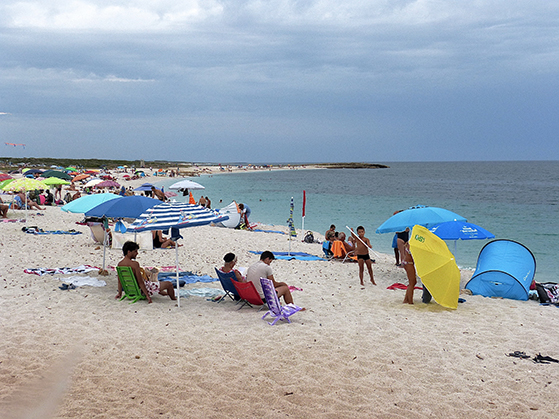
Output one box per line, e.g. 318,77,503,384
303,231,314,243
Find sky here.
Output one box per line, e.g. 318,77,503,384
1,0,559,163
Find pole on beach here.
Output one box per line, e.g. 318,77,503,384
346,226,380,258
175,244,181,308
302,190,306,232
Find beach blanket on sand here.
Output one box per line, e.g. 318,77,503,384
387,282,423,291
25,265,100,276
157,271,218,286
179,288,225,299
249,251,325,261
25,229,81,235
56,276,107,287
251,229,287,235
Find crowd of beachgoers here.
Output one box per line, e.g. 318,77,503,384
1,164,558,418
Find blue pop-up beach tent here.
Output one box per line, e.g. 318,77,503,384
465,239,536,300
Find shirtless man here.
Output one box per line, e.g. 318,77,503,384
350,226,376,286
151,186,167,202
116,241,176,303
325,224,336,241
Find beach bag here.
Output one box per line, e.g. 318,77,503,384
303,231,314,243
536,282,559,304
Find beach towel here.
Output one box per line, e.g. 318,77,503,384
157,271,218,285
25,229,82,235
249,251,325,261
387,282,423,291
251,229,287,235
56,276,107,287
179,288,225,299
24,265,100,276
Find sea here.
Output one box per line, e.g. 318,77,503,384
157,161,559,283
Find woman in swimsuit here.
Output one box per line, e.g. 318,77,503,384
398,238,416,304
152,230,176,249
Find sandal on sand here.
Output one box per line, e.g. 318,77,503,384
533,354,559,364
507,351,530,359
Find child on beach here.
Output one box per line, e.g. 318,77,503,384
350,226,376,286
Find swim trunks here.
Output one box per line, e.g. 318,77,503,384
357,253,370,261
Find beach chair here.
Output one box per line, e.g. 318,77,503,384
260,277,303,325
87,222,107,244
214,268,241,303
116,266,147,304
231,279,266,310
331,241,357,263
322,241,333,259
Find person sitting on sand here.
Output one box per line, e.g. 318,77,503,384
220,252,244,282
14,192,44,211
349,226,376,286
0,202,9,218
246,251,300,306
398,238,416,304
152,230,176,249
151,186,167,201
325,224,336,241
337,232,354,253
116,241,176,304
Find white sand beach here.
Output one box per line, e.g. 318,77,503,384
1,171,559,418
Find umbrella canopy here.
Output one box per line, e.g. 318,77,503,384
430,221,495,241
61,193,121,214
42,170,72,180
95,180,121,188
165,191,177,198
376,205,467,234
2,177,46,192
65,167,78,172
128,201,229,308
42,177,71,186
134,183,156,192
168,179,205,191
22,169,43,175
84,178,103,188
0,178,15,189
0,173,13,181
129,202,228,232
72,174,90,182
409,225,461,309
85,196,160,219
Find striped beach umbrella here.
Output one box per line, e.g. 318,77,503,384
128,202,229,307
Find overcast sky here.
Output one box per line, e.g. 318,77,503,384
1,1,558,163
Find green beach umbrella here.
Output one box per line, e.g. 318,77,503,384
0,178,15,189
42,177,71,186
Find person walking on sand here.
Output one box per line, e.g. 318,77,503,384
350,226,376,286
116,241,176,304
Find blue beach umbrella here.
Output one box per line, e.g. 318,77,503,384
134,183,156,192
430,221,495,241
128,201,229,307
61,193,121,214
376,205,467,234
85,196,161,219
430,220,495,259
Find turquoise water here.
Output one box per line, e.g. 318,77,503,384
157,161,559,283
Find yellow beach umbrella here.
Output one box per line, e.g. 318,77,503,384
2,177,46,192
409,225,461,309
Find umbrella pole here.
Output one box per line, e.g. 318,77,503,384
346,226,380,258
175,243,180,308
